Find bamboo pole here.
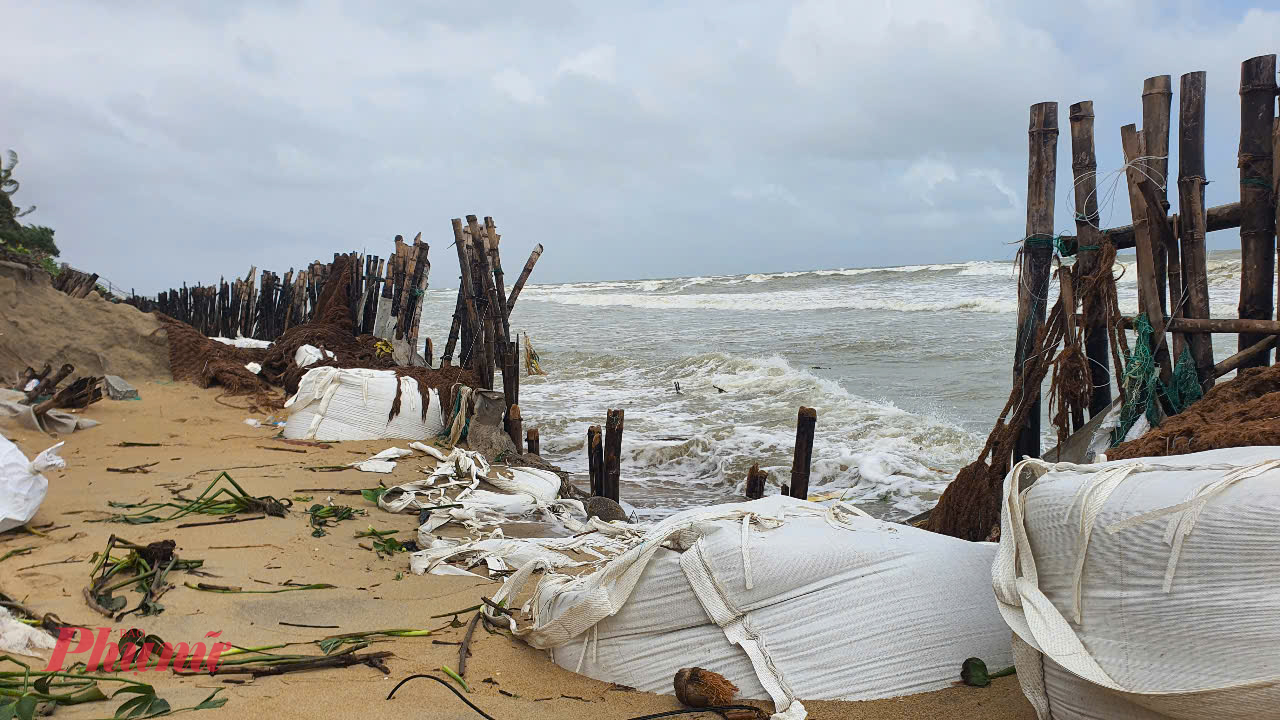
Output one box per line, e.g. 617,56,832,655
789,407,816,499
603,409,624,502
526,428,540,455
506,244,544,314
1057,201,1240,252
1116,316,1280,334
507,404,524,455
1121,123,1173,383
450,219,482,370
1178,71,1215,388
1014,102,1058,462
1059,266,1085,432
1237,54,1277,368
1215,335,1279,377
1141,76,1173,318
1067,100,1112,417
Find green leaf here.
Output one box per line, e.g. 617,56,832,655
360,488,385,504
111,686,155,698
0,700,16,720
33,675,51,694
14,697,36,720
960,657,990,687
193,690,226,710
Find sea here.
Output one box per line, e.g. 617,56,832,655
417,249,1247,521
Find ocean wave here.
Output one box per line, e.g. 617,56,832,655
524,288,1018,313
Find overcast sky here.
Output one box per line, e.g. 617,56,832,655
2,1,1277,292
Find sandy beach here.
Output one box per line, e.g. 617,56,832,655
1,379,1034,719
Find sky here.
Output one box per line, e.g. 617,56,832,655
1,1,1278,293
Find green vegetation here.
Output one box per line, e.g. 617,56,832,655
0,149,61,273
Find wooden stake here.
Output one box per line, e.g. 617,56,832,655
587,425,604,497
506,244,544,314
745,463,766,500
603,409,624,503
1014,102,1058,462
1067,100,1112,416
507,404,524,455
1121,123,1174,384
789,407,816,500
1058,266,1085,432
1178,71,1215,388
1215,334,1279,377
1141,76,1174,317
450,219,482,370
526,428,540,455
25,363,73,402
1237,54,1277,367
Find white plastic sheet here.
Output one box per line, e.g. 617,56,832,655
294,344,335,368
209,336,272,349
492,496,1012,720
993,447,1280,720
282,367,445,441
0,435,64,532
0,607,56,658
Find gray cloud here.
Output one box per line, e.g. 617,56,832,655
1,1,1277,293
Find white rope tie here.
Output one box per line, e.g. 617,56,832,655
741,514,754,591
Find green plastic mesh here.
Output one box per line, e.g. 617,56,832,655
1110,314,1204,446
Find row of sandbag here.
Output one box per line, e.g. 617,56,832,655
450,446,1280,720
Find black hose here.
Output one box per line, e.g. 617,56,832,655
384,674,497,720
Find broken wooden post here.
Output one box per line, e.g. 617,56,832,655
506,244,544,314
745,463,766,500
526,428,540,455
603,409,624,503
507,404,524,455
1237,54,1277,368
450,219,482,370
587,425,604,497
1014,102,1058,462
25,363,73,402
1178,71,1215,388
1122,123,1174,384
424,338,434,367
1068,100,1112,417
788,406,816,500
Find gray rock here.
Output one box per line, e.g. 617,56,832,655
586,496,628,523
104,375,138,400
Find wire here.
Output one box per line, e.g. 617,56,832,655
385,674,497,720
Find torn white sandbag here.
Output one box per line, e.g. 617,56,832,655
370,447,414,460
210,336,273,349
245,362,262,375
0,607,56,658
0,436,64,533
294,344,336,368
282,367,445,441
0,389,99,435
993,447,1280,720
490,495,1012,720
350,459,397,473
408,535,583,577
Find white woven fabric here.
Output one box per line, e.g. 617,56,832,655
993,447,1280,720
0,436,63,533
491,496,1011,720
282,367,445,441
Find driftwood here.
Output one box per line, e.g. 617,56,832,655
788,407,816,499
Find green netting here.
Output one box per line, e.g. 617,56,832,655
1111,314,1204,446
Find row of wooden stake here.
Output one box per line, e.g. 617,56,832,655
1015,55,1279,460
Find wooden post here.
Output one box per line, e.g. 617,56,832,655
1275,114,1280,359
25,363,73,402
1122,123,1174,383
1068,100,1112,416
587,425,604,497
788,407,816,499
1059,266,1085,432
424,338,434,367
1014,102,1058,462
1143,75,1185,362
603,409,624,502
507,404,524,455
506,244,544,314
526,428,540,455
1178,71,1215,388
1238,55,1277,368
450,219,482,369
745,463,766,500
1141,76,1174,317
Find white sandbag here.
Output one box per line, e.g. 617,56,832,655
282,367,445,441
0,607,56,657
209,336,272,349
993,447,1280,720
492,496,1011,720
0,436,64,533
294,344,335,368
